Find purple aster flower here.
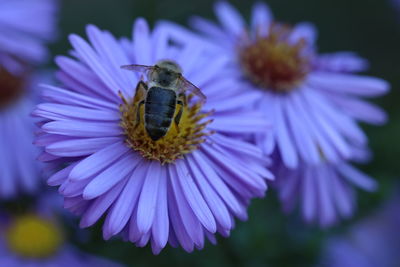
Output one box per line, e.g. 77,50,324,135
0,194,122,267
0,72,45,199
274,148,377,226
33,18,273,254
319,193,400,267
162,1,389,168
0,0,58,74
0,0,58,198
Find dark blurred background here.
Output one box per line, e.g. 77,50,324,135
49,0,400,266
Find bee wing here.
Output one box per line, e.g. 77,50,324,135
120,64,154,75
180,76,207,102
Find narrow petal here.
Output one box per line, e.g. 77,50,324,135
303,89,367,144
210,112,268,134
35,103,119,121
251,2,273,37
136,161,162,234
316,52,369,72
133,18,152,65
309,72,390,97
69,141,129,181
48,163,77,186
202,144,266,197
285,93,320,164
69,34,121,99
167,180,195,252
83,153,139,199
80,181,127,228
175,160,217,233
331,170,354,218
302,167,317,222
151,167,169,250
192,150,245,219
274,96,298,168
315,166,336,226
55,56,116,101
338,164,377,192
277,168,299,204
169,164,203,246
41,85,116,110
291,91,339,162
86,25,137,97
214,1,245,37
300,90,352,159
60,178,91,198
151,25,169,61
330,95,387,125
186,155,232,230
42,120,121,138
289,22,317,45
105,160,146,236
189,16,227,41
46,137,120,157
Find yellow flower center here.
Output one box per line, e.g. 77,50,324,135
239,24,310,92
0,67,25,109
6,215,63,259
120,90,213,165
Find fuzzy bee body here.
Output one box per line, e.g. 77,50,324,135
121,60,206,142
144,86,177,141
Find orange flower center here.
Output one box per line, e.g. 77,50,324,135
239,24,310,92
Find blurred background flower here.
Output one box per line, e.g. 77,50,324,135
274,156,377,227
185,1,389,169
159,1,390,227
0,0,58,74
0,193,122,266
319,190,400,267
0,0,58,199
0,73,45,199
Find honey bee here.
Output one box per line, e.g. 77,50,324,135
121,60,206,141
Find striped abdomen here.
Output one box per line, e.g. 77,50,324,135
144,87,176,141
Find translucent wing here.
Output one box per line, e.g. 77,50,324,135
179,76,207,102
120,64,155,75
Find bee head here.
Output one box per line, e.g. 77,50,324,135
150,60,182,89
155,60,182,73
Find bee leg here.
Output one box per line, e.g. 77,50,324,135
178,93,187,106
174,100,184,132
134,81,148,99
137,80,148,90
133,81,147,129
134,100,145,128
134,80,148,95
